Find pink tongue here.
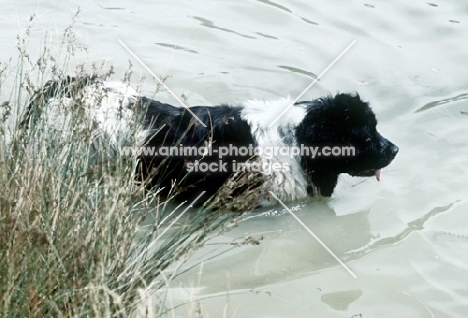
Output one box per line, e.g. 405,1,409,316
375,169,381,181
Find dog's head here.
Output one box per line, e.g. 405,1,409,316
296,93,398,196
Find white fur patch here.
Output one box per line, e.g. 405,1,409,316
82,81,139,146
42,80,142,164
83,81,149,166
241,98,308,203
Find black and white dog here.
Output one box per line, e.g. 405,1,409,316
28,77,398,207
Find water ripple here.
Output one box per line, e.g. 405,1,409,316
255,0,292,13
415,93,468,112
155,42,198,54
278,65,317,78
193,16,256,39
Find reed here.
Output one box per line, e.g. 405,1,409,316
0,10,260,317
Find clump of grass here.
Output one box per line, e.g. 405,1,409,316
0,11,260,317
204,166,266,212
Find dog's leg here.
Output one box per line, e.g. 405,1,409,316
310,173,339,197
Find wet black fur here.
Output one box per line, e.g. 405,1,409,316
138,98,256,204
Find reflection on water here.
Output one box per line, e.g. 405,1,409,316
1,0,468,316
321,290,363,311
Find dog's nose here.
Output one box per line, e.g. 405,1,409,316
390,144,399,157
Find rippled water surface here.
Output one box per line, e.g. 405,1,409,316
1,0,467,317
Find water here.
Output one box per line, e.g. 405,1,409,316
2,0,468,317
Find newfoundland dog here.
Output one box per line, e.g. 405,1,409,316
26,77,398,207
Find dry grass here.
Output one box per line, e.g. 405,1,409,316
0,11,260,317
